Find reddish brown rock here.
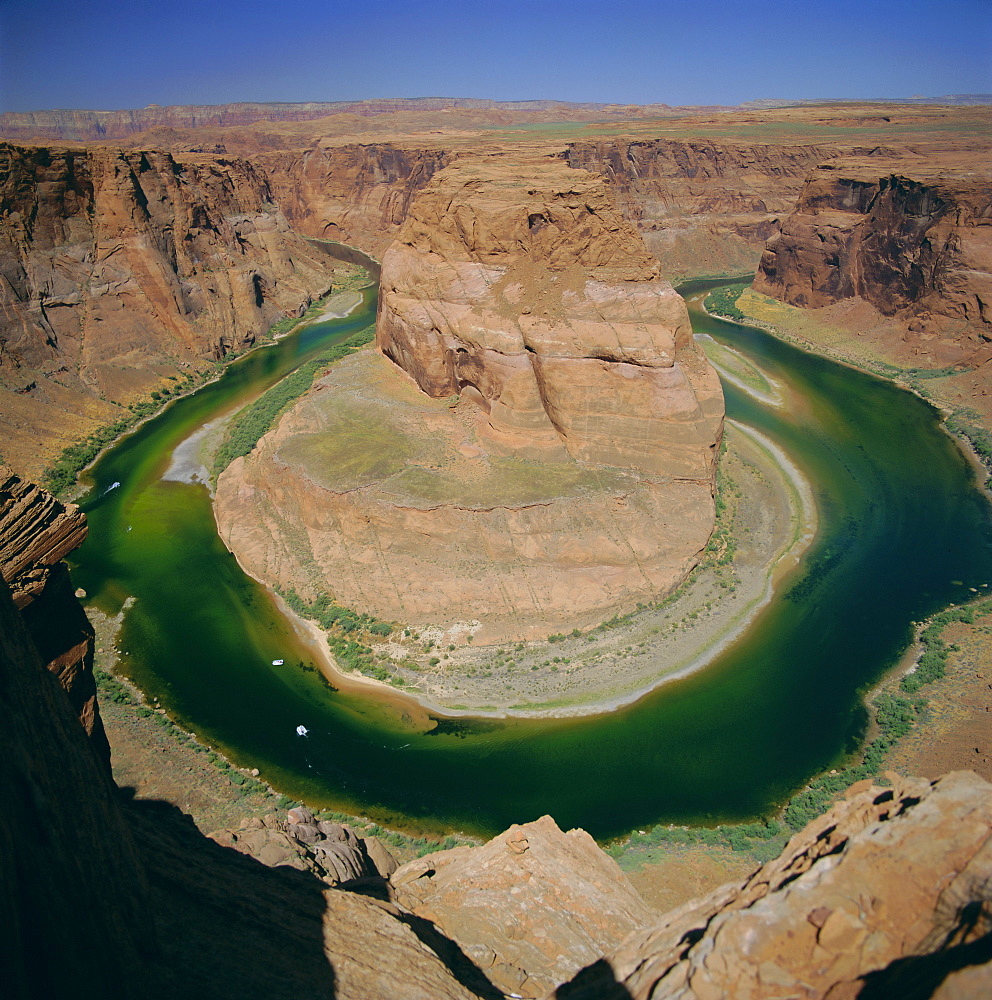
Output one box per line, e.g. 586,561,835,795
559,771,992,1000
208,810,399,887
0,464,107,764
377,156,723,478
0,463,87,608
754,154,992,352
391,815,656,999
0,142,337,479
216,157,722,641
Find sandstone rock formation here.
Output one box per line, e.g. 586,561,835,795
564,139,856,278
216,157,723,640
0,143,338,477
260,143,450,254
209,805,399,886
755,154,992,354
0,463,87,608
0,464,108,764
560,770,992,1000
391,814,655,999
0,572,152,999
377,157,723,477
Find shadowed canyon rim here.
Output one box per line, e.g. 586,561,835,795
2,96,992,998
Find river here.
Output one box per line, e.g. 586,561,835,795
70,278,992,840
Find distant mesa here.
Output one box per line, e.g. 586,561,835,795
215,157,724,641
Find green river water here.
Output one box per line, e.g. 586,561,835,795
71,279,992,840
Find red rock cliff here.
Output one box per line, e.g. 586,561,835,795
754,155,992,341
0,464,109,767
377,156,724,479
0,142,338,478
563,139,894,277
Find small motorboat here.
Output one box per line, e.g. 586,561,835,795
296,725,309,737
272,659,284,665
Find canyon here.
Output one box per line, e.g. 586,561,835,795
2,99,992,997
215,156,723,640
4,530,992,997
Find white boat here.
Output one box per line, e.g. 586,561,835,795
272,659,284,665
296,725,308,737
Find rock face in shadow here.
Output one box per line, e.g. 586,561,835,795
216,158,723,640
391,814,655,999
0,142,337,478
0,464,108,765
754,155,992,345
0,574,152,1000
559,771,992,1000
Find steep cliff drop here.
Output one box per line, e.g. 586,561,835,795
0,143,340,479
216,156,723,642
754,154,992,363
0,464,110,768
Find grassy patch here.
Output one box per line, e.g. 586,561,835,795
704,281,750,322
213,324,375,478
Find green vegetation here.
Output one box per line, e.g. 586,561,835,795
278,587,402,684
213,324,375,477
703,282,750,322
946,407,992,489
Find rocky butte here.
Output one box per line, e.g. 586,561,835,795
216,156,723,640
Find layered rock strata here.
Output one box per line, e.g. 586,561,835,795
0,464,108,765
377,158,723,477
564,139,860,277
217,158,723,640
755,155,992,350
0,143,337,478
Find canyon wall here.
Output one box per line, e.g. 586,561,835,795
217,157,723,640
563,139,901,279
0,143,338,478
260,143,450,254
754,155,992,350
0,464,109,766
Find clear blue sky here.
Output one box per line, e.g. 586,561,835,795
1,0,989,112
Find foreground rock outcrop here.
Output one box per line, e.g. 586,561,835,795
209,805,399,886
391,815,655,998
0,464,108,764
217,157,723,640
755,154,992,356
561,770,992,1000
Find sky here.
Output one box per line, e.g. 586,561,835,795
0,0,990,113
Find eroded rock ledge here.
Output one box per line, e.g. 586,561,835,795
754,154,992,352
217,157,723,641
